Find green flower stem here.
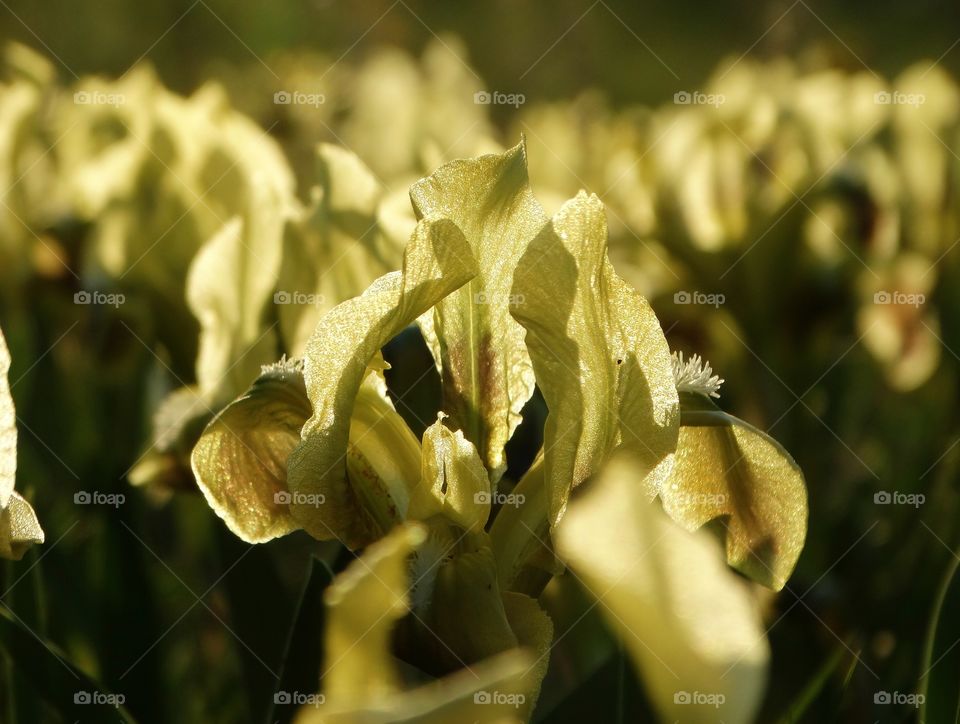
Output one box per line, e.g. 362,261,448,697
490,455,556,595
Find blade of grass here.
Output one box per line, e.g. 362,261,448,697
265,556,334,724
0,604,138,722
919,550,960,723
777,644,851,723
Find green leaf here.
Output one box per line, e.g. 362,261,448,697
410,141,546,481
268,556,335,724
920,551,960,723
776,644,850,724
0,605,138,723
510,191,679,526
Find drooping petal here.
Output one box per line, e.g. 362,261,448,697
0,491,44,561
510,191,679,526
343,367,424,537
287,216,477,547
661,391,808,590
556,456,768,724
410,141,546,481
191,359,311,543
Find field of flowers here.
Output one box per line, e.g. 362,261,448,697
1,2,959,722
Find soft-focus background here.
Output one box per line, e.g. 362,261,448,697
3,1,960,722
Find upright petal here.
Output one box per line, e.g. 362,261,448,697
407,415,491,532
0,327,15,508
511,191,679,526
0,327,43,560
186,172,291,404
410,141,546,481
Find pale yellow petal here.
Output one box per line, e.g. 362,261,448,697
410,141,545,481
186,175,290,403
191,361,310,543
502,591,554,721
297,523,543,724
343,369,424,537
663,393,808,590
556,456,768,724
0,326,15,507
511,191,679,526
426,543,519,667
0,491,44,561
287,217,476,547
297,650,531,724
277,144,400,356
322,523,427,703
407,415,491,532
